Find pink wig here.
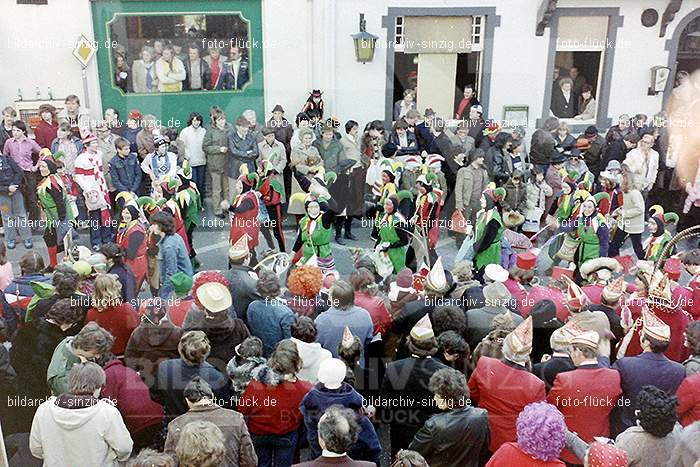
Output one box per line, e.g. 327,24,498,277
516,402,566,461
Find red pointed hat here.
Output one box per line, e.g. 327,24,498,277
663,258,682,281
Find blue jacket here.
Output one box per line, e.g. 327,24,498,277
158,234,193,299
109,152,143,193
0,154,23,191
50,137,83,156
611,351,685,436
300,382,382,465
246,298,294,357
153,358,231,421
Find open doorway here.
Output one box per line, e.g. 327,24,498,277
393,52,418,107
454,52,480,116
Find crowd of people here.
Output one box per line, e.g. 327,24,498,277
0,80,700,467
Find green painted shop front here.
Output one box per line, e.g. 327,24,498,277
91,0,264,126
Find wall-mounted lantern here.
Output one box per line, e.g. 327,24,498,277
351,13,378,63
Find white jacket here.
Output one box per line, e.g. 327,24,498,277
177,125,207,166
30,396,133,467
291,337,332,384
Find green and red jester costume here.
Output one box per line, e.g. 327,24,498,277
37,171,73,267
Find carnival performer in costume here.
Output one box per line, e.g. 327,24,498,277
644,205,678,262
140,135,178,194
290,171,339,275
472,187,506,278
114,199,148,293
225,169,261,266
258,159,286,252
37,157,73,267
568,194,610,272
374,194,411,273
155,178,190,255
407,172,443,269
597,168,623,217
548,173,579,225
74,134,112,250
289,127,323,220
674,249,700,321
328,159,359,245
136,196,164,296
617,271,691,362
176,161,203,268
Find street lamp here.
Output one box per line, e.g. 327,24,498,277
351,13,378,63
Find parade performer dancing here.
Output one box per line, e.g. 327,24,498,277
290,170,338,275
644,205,678,262
225,169,261,267
37,157,73,267
407,172,442,268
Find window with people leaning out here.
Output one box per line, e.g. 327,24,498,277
550,51,601,122
108,13,252,93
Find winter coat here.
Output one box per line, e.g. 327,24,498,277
152,358,231,421
29,395,133,467
124,319,183,388
102,359,164,434
408,406,491,467
381,356,450,450
502,180,528,213
353,291,392,337
615,425,681,467
46,336,82,396
301,382,382,464
226,355,266,400
668,421,700,467
555,134,578,154
291,337,332,384
183,307,251,373
455,165,488,212
267,117,294,155
246,298,294,357
237,364,312,435
109,153,142,193
529,129,557,166
315,306,374,362
85,303,139,356
487,442,565,466
164,404,257,467
524,180,552,231
616,188,645,234
0,153,24,191
227,130,259,178
313,137,346,173
203,124,231,172
224,265,261,321
468,357,546,452
11,318,76,401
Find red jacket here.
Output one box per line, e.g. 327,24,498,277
85,302,140,355
238,377,312,435
621,306,690,363
468,357,546,452
486,442,565,467
354,292,392,336
504,278,527,311
677,372,700,427
34,120,58,149
102,359,164,434
673,278,700,320
548,365,622,464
